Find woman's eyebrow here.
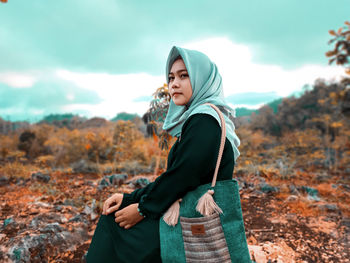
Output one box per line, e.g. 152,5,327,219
169,69,188,75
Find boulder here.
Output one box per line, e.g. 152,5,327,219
289,184,299,195
41,222,63,233
108,174,128,186
0,174,9,186
3,217,14,227
98,177,110,190
31,172,51,183
71,160,99,174
300,186,320,201
259,183,279,193
318,204,339,213
128,177,150,189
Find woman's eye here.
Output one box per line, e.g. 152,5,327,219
168,76,174,82
181,73,188,78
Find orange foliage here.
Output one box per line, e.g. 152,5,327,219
287,200,320,217
316,183,336,198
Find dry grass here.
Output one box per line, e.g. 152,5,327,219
287,199,321,217
0,162,41,179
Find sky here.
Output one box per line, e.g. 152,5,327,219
0,0,349,123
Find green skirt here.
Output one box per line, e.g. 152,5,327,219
86,208,161,262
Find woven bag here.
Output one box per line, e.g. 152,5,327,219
159,103,252,263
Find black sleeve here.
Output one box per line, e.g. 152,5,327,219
120,183,154,208
137,113,222,219
119,136,178,208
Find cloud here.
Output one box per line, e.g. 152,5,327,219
0,74,103,122
51,37,344,118
1,0,349,74
0,72,38,88
0,37,346,122
55,69,164,119
183,37,345,98
226,92,280,105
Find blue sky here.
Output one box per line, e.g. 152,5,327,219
0,0,348,122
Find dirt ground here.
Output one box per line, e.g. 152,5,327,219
0,169,349,262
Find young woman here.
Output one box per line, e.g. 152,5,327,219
86,46,243,262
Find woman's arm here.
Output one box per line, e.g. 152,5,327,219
119,138,177,208
137,113,222,219
120,182,154,208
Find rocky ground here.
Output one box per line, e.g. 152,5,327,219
0,168,349,263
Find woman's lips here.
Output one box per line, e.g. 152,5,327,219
173,93,182,96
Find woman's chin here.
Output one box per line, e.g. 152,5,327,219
172,98,190,106
173,101,186,106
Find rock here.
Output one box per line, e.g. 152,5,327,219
68,214,89,225
300,186,320,201
248,245,267,263
249,189,265,198
6,220,90,262
71,159,99,174
8,176,27,186
289,185,299,195
286,195,299,202
63,199,76,206
318,204,339,213
98,174,128,190
3,217,14,227
340,184,350,192
30,213,67,229
235,169,245,177
108,173,128,186
129,177,150,188
0,174,9,186
83,199,98,220
1,217,19,237
259,183,279,193
103,167,113,175
237,180,245,191
55,205,63,211
9,233,49,262
315,174,331,182
41,222,63,233
98,177,110,190
31,172,51,183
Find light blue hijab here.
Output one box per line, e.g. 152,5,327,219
162,46,241,162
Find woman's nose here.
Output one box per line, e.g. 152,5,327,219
172,77,180,88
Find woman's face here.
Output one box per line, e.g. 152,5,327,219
168,58,193,106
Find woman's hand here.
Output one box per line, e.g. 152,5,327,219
115,203,144,229
102,193,124,215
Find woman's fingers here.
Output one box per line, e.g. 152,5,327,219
106,203,120,215
115,211,124,223
118,220,127,227
102,193,123,215
102,199,111,215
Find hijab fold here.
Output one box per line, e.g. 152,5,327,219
162,46,241,162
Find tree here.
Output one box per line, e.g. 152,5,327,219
326,21,350,78
326,20,350,117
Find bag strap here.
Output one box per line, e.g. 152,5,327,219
162,103,227,226
202,103,226,188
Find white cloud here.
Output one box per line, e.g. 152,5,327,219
2,37,344,120
0,72,38,88
54,37,345,117
56,69,164,118
183,37,345,97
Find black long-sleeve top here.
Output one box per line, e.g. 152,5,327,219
120,113,236,219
